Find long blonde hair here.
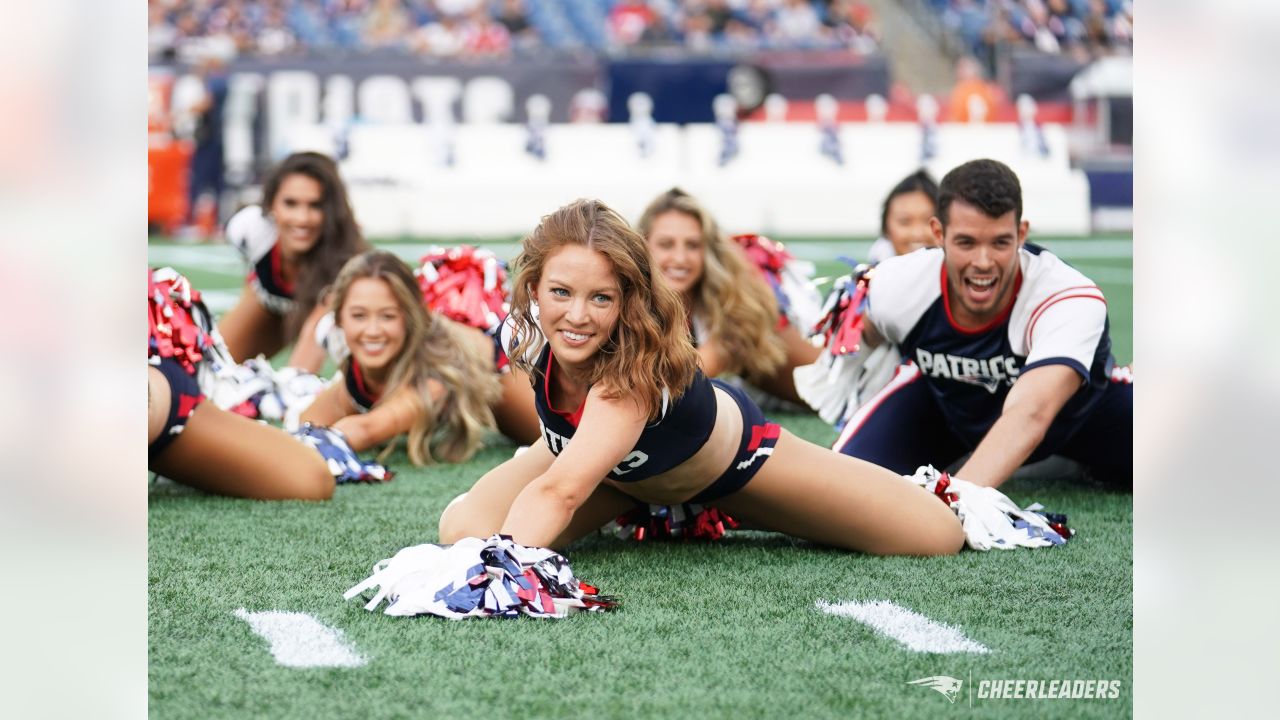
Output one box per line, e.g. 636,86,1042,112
330,251,501,465
508,199,698,420
636,188,785,382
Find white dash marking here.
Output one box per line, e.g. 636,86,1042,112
816,600,990,654
234,609,367,668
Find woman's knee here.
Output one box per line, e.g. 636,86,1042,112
258,444,335,501
878,514,964,556
294,462,335,501
436,491,472,543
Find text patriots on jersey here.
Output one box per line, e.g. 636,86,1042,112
541,425,650,476
915,348,1021,393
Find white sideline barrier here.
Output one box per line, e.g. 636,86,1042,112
312,121,1091,238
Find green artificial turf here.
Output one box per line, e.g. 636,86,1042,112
149,237,1132,719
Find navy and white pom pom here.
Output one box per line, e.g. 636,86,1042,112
344,534,617,619
291,423,393,484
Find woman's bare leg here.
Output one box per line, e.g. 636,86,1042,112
217,284,285,362
285,302,329,373
752,324,822,407
150,394,333,501
715,429,964,556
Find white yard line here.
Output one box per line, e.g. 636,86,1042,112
234,609,367,668
147,245,244,273
817,600,991,654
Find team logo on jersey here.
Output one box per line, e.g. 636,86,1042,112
915,349,1021,393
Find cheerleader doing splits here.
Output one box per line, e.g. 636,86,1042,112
636,188,820,407
148,271,333,500
439,199,963,554
220,152,370,372
300,251,539,465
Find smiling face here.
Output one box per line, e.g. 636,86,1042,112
885,189,938,257
339,277,407,377
645,210,705,297
937,199,1028,328
534,244,621,374
269,173,325,258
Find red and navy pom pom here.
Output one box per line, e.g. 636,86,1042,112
416,246,510,332
811,265,874,356
148,267,218,375
603,503,741,542
733,233,797,322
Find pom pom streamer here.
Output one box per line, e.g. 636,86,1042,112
148,267,224,375
601,503,740,542
148,267,322,420
345,535,617,619
291,423,393,484
793,265,898,427
416,246,510,332
731,234,824,332
906,465,1074,550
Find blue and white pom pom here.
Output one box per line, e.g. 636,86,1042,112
291,423,393,484
344,534,617,619
907,465,1073,551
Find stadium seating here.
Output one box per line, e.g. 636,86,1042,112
314,113,1091,238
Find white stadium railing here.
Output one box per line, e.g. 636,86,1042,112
282,117,1091,238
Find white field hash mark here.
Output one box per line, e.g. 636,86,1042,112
816,600,991,654
234,609,367,668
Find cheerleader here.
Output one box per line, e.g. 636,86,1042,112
439,199,966,555
148,268,333,500
865,170,940,265
299,251,536,465
636,188,821,407
220,152,370,372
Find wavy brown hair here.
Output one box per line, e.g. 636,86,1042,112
262,151,371,340
508,199,698,420
330,251,501,465
636,188,785,382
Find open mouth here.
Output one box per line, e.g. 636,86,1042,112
964,276,996,300
560,330,591,346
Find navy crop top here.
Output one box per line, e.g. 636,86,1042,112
532,345,717,482
344,358,380,412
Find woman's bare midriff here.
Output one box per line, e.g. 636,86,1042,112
603,387,742,505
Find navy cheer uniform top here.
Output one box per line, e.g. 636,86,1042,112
532,345,717,482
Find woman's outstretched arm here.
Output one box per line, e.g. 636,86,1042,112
498,388,646,546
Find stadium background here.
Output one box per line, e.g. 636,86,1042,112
147,2,1134,718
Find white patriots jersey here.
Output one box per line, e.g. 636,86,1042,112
867,243,1114,444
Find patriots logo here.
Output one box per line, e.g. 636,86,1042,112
907,675,962,703
954,373,1002,393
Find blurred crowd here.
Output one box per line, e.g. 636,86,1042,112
147,0,881,60
148,0,536,59
925,0,1132,64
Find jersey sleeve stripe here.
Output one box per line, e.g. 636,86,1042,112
1022,357,1089,381
1024,291,1107,350
832,361,921,453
